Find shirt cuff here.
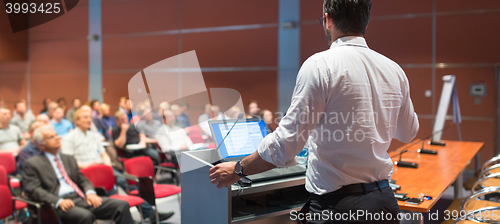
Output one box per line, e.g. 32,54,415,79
85,190,97,196
55,198,63,209
257,134,299,168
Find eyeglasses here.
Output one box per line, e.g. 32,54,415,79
319,16,323,25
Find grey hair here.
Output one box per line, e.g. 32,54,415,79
33,125,54,145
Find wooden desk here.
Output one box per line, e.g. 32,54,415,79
389,140,483,213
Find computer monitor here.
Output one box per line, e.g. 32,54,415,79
208,118,269,159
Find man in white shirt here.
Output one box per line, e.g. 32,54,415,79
209,1,419,223
0,107,27,156
156,110,193,152
10,100,36,139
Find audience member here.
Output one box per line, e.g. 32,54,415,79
118,97,127,112
90,99,100,118
10,100,36,139
170,104,185,128
57,97,67,113
0,107,27,156
79,105,111,141
44,101,59,118
260,109,274,133
226,106,241,119
198,104,212,123
17,121,45,170
158,101,170,118
40,97,52,114
120,98,136,123
66,98,81,124
246,100,260,118
99,103,116,128
135,108,161,141
36,114,50,125
112,110,159,164
177,102,191,128
21,125,135,224
156,110,193,152
50,107,73,137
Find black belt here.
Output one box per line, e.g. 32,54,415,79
311,179,390,198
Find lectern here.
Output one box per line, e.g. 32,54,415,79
181,148,308,224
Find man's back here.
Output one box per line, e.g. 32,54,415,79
277,36,419,194
0,125,22,150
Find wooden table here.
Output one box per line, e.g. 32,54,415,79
389,140,483,213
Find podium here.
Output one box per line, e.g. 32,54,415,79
181,149,308,224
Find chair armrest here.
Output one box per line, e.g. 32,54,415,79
472,173,500,193
154,165,177,173
463,186,500,211
479,163,500,179
94,187,107,197
13,197,41,208
122,173,139,182
481,155,500,172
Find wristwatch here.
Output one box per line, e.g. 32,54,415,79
234,160,246,177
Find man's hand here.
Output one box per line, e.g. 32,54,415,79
86,193,102,208
121,123,129,131
59,199,75,212
209,162,241,189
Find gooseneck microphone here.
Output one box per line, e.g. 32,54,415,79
211,113,245,166
417,139,438,155
394,150,418,168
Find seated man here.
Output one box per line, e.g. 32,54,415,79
50,107,73,137
36,114,50,125
112,110,159,164
65,98,81,124
0,107,27,156
135,108,161,141
21,125,134,224
63,108,174,222
99,103,116,128
156,109,193,152
17,121,45,170
10,100,36,139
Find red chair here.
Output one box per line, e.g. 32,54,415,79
185,126,205,144
80,164,145,222
124,156,181,224
0,166,42,223
0,153,20,189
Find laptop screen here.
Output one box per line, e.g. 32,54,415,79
209,119,269,159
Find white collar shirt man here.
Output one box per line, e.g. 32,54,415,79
257,36,419,195
62,127,104,167
155,124,193,152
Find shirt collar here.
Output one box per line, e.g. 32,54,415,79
44,152,61,161
330,36,368,49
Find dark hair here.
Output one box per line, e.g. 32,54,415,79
90,99,100,108
323,0,371,35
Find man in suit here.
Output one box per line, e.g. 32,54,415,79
21,125,134,224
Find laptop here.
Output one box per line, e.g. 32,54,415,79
208,118,306,183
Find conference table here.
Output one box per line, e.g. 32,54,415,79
389,140,484,216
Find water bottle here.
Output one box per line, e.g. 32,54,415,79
297,147,308,166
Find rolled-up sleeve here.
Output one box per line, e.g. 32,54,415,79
394,73,419,143
258,58,328,167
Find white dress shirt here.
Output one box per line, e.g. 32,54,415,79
155,124,193,152
258,36,419,195
44,152,96,208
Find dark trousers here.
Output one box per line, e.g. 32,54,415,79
307,183,400,224
56,193,134,224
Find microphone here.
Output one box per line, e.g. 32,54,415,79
417,139,438,155
394,150,418,168
211,113,244,165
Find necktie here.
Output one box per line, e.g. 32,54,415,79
54,156,85,198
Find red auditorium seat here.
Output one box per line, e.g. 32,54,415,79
0,153,20,189
185,126,205,144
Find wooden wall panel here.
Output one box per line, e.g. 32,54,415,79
404,68,433,115
436,13,500,63
366,18,433,64
28,4,88,41
182,28,278,67
102,0,178,35
29,40,88,72
181,0,278,29
102,72,135,113
29,73,88,113
102,35,179,70
436,0,500,12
